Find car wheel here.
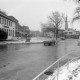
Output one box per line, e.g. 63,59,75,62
44,43,47,46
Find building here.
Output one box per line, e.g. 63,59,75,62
45,31,54,38
0,10,18,40
15,24,30,38
22,26,30,38
63,28,79,39
31,30,41,37
64,16,80,39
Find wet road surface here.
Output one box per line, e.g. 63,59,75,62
0,39,79,80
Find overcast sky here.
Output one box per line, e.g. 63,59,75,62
0,0,78,31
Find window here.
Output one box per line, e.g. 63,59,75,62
11,30,12,36
69,32,72,34
65,32,67,34
7,20,8,26
13,30,14,37
2,18,4,24
9,21,10,26
10,21,11,26
9,30,10,36
11,22,12,26
0,17,1,23
5,19,6,25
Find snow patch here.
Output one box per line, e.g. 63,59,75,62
45,59,80,80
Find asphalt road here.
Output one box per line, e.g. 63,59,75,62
0,39,79,80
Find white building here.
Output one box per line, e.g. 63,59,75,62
64,16,79,39
64,28,77,35
0,11,17,40
63,28,79,39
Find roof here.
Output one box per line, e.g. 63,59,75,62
0,10,18,23
8,16,18,22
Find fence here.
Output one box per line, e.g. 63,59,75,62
32,48,80,80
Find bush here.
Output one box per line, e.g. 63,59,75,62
0,29,8,41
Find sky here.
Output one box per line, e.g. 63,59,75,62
0,0,79,31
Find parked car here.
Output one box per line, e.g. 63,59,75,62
60,37,65,40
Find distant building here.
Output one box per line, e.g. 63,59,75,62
64,16,80,39
46,31,54,38
58,29,65,37
22,26,30,37
0,10,18,40
15,24,30,38
31,30,41,37
63,28,79,39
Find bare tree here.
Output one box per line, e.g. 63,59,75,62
41,22,55,32
41,23,55,37
64,0,80,3
48,11,64,40
72,0,80,3
64,0,80,23
72,6,80,23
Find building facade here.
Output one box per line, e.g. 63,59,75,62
0,11,17,40
64,16,79,39
63,28,79,39
15,24,30,39
31,30,41,37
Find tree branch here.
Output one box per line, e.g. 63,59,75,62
48,16,56,24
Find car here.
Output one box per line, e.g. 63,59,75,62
60,37,65,40
43,39,56,46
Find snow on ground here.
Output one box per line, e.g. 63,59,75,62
5,37,44,44
2,37,48,44
45,58,80,80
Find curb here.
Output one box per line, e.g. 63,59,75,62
0,41,43,45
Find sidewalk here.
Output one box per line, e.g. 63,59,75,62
45,40,80,80
45,57,80,80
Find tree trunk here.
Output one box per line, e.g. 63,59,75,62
55,25,58,40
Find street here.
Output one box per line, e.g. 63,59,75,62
0,39,79,80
